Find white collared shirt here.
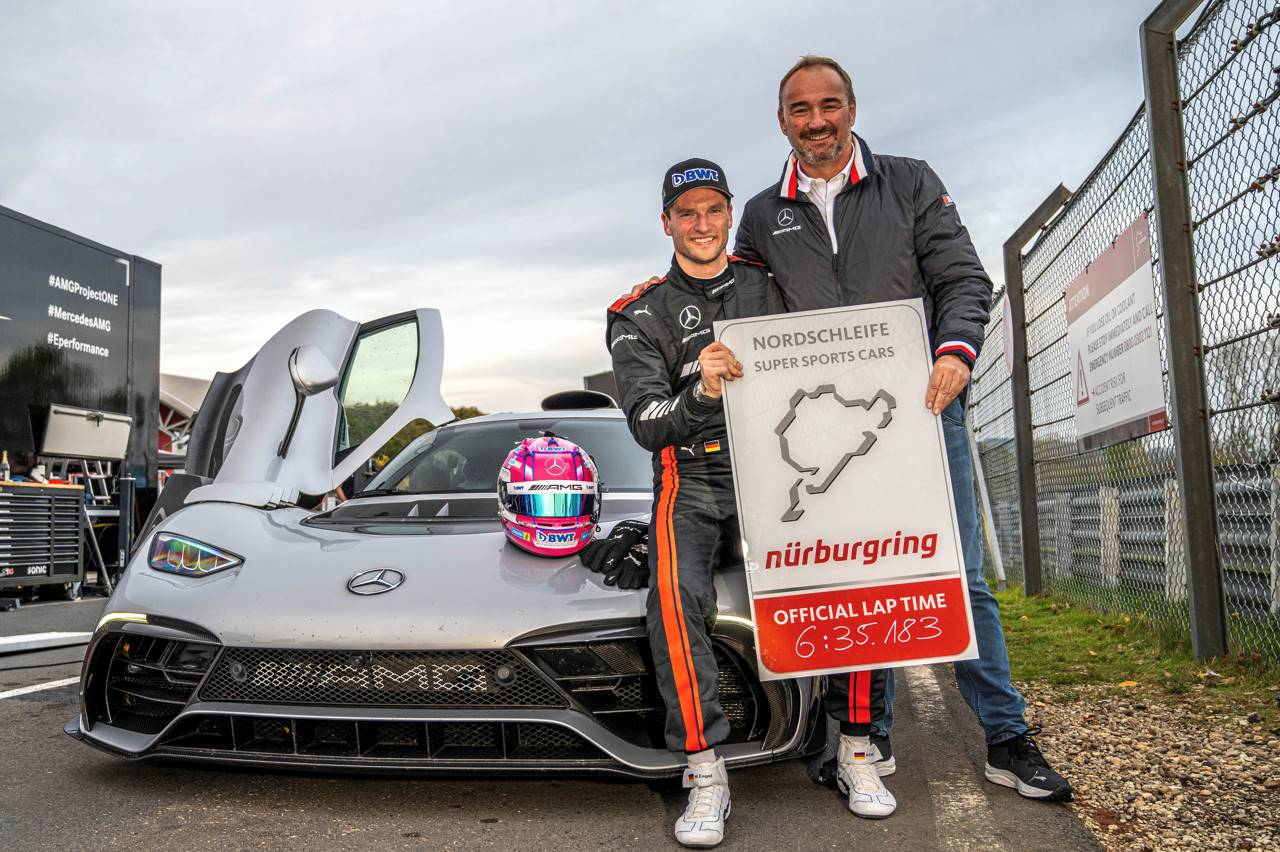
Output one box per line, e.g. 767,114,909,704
796,151,855,253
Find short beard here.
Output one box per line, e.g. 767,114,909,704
795,134,849,169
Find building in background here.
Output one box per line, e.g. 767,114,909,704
159,373,210,455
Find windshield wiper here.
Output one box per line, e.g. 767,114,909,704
349,488,405,499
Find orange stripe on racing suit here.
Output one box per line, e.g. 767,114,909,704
656,446,708,752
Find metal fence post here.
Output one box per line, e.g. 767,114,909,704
1141,1,1230,659
1003,184,1072,596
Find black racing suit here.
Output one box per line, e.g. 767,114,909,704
607,256,784,754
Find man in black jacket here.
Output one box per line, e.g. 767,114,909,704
732,55,1071,804
607,158,800,847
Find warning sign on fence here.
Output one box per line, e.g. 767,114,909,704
717,300,977,680
1064,213,1168,450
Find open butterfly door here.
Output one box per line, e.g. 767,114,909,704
186,308,455,507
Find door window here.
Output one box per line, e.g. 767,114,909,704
336,320,418,451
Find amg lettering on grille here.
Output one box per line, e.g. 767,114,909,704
200,648,569,708
252,660,488,692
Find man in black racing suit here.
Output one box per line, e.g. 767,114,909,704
606,158,783,848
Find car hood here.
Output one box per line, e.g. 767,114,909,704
108,501,750,649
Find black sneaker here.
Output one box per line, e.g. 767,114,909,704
984,726,1072,802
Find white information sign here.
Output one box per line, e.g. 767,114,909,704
1064,213,1168,450
717,299,978,681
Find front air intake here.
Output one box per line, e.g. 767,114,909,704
87,634,218,734
532,638,767,748
158,716,604,762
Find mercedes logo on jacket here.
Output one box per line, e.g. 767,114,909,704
347,569,405,595
679,305,702,330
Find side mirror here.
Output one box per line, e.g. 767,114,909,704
279,346,338,458
289,345,339,396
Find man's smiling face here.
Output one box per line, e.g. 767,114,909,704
662,187,732,271
778,65,856,171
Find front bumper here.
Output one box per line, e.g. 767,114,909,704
68,617,824,779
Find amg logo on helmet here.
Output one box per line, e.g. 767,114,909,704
536,530,577,546
511,482,590,492
671,168,719,188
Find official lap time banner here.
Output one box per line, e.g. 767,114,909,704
717,299,978,680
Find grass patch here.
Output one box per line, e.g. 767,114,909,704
997,587,1280,726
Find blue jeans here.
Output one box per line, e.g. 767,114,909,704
870,399,1028,745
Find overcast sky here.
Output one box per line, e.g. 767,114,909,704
2,0,1162,413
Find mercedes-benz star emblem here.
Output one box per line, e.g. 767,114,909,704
777,208,795,227
545,456,568,476
679,305,702,330
347,569,405,595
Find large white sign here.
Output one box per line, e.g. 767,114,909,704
1064,213,1168,450
717,300,977,681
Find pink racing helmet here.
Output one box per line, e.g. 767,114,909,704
498,435,600,557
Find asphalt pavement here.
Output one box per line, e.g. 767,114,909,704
0,598,1100,851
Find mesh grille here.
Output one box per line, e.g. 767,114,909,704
515,723,577,751
590,642,646,674
200,648,567,707
441,722,499,749
159,716,602,762
614,678,645,708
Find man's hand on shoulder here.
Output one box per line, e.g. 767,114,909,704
625,276,663,301
697,341,743,399
925,354,971,415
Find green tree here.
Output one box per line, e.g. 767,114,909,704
345,403,486,469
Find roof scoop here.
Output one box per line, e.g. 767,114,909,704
541,390,617,411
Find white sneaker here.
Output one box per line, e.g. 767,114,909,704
869,734,896,777
837,735,897,818
674,757,731,848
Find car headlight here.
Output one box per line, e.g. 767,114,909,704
148,533,242,577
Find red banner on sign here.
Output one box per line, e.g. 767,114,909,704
751,577,972,673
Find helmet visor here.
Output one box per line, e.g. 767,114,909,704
503,491,597,519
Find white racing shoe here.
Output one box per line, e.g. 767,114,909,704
674,757,731,848
836,735,897,819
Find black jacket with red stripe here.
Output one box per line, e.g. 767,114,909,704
606,256,786,453
734,133,993,368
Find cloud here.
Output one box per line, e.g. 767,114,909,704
2,0,1157,412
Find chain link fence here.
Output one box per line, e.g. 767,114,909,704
971,0,1279,662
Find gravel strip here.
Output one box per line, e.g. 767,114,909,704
1023,684,1280,851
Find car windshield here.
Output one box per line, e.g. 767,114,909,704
362,417,651,494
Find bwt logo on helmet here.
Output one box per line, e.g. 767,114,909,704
671,167,720,188
536,530,578,546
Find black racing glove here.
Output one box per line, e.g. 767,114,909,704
607,539,649,590
580,520,649,590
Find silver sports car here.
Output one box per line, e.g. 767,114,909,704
66,308,823,777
